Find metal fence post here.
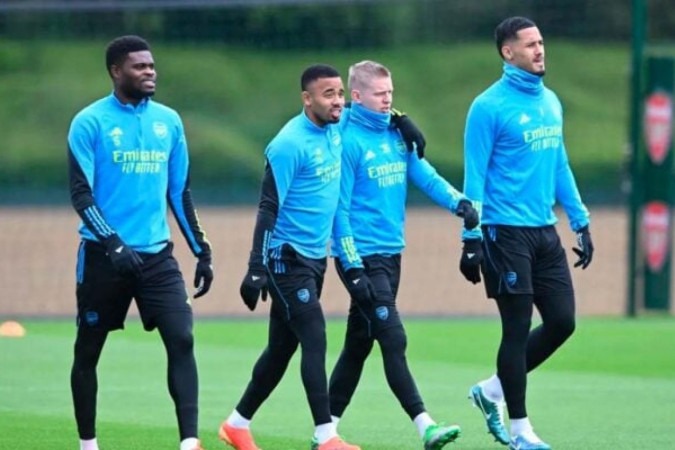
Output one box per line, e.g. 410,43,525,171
641,55,674,311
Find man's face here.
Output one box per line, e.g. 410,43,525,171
502,26,545,76
112,50,156,101
353,75,393,113
303,76,345,126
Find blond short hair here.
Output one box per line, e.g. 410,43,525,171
348,60,391,91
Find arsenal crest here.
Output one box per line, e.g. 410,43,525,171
644,91,673,165
642,201,671,272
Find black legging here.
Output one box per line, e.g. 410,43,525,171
495,292,576,419
329,323,425,420
157,312,199,440
71,327,107,440
71,312,198,440
235,306,331,426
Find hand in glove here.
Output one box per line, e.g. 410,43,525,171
239,265,268,311
104,234,143,277
344,268,377,308
572,226,594,269
459,239,483,284
193,254,214,298
456,200,480,230
391,108,426,159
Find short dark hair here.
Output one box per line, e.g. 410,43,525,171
494,16,537,59
300,64,341,91
105,35,151,75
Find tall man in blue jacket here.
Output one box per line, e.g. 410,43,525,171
328,60,480,450
460,17,594,450
68,35,213,450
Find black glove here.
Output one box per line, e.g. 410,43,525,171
572,226,594,269
104,234,143,277
391,108,426,159
459,239,483,284
344,268,377,308
456,200,479,230
193,254,214,299
239,265,268,311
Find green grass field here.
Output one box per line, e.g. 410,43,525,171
1,318,673,449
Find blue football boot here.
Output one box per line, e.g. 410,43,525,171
468,384,510,445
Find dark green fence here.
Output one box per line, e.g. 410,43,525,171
3,0,672,47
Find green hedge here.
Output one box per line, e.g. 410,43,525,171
0,40,628,203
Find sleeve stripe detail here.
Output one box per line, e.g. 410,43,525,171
262,230,272,265
340,236,361,264
84,206,114,238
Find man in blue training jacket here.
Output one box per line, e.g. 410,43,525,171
68,35,213,450
219,64,361,450
460,17,594,450
328,60,481,450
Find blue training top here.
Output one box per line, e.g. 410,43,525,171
266,110,342,259
68,93,209,256
332,103,474,271
463,63,590,236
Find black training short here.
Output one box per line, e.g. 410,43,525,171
75,240,192,331
267,244,327,321
481,225,574,299
335,254,403,338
